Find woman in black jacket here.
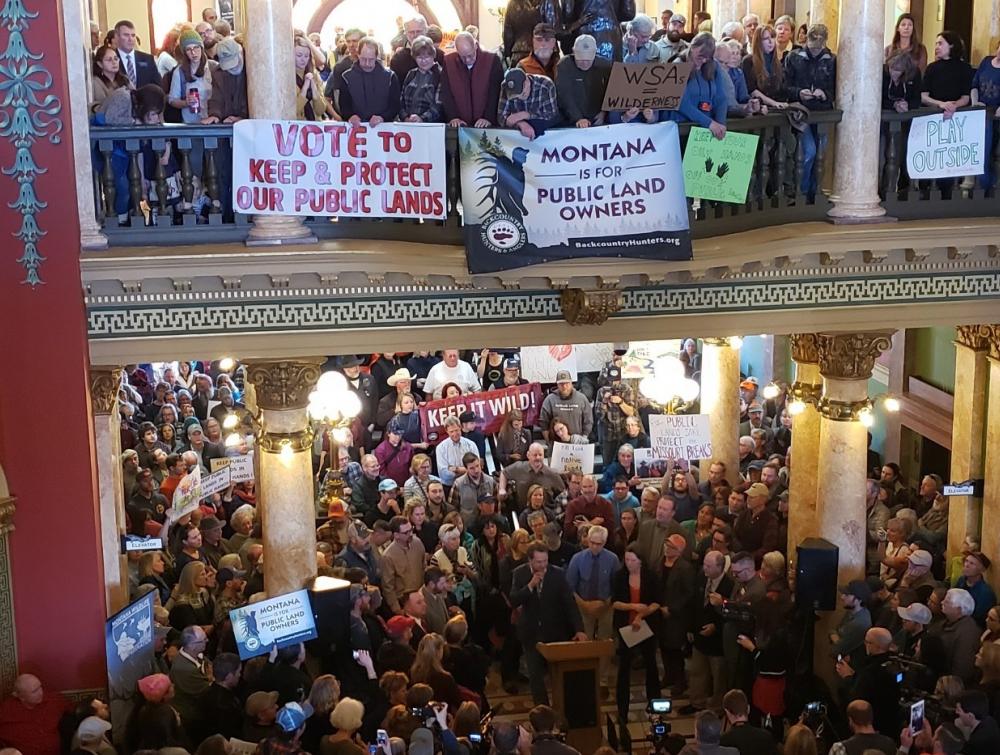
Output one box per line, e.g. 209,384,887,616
611,544,661,719
883,50,923,112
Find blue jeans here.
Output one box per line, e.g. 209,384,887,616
798,124,827,196
110,152,131,216
981,119,996,190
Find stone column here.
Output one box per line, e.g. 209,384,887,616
812,332,892,681
809,0,840,51
827,0,886,219
786,334,822,560
700,338,741,485
814,332,893,586
246,359,323,596
90,367,129,613
947,326,991,559
243,0,316,246
971,0,1000,64
67,0,107,249
979,328,1000,593
708,0,745,33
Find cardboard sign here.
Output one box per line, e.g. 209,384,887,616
230,589,318,660
106,592,156,701
602,61,692,112
520,345,578,383
906,110,987,180
459,123,691,272
420,383,543,443
210,452,254,482
621,340,683,379
201,467,232,497
232,120,447,218
682,127,760,203
169,466,202,521
550,442,595,474
648,414,712,460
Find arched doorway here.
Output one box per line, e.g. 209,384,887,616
293,0,475,50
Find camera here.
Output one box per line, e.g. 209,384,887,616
720,599,754,626
646,698,672,747
801,701,827,732
648,699,672,715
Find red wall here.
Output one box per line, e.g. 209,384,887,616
0,0,107,690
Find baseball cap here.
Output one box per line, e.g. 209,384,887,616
187,424,204,436
748,402,764,413
838,579,872,604
740,377,759,390
503,358,521,370
502,68,527,94
897,603,932,625
670,13,687,25
747,460,767,472
246,690,280,717
410,728,435,755
77,716,112,742
665,533,687,551
555,370,573,383
215,37,242,71
573,34,597,61
533,22,556,38
386,419,404,435
378,479,399,492
386,615,416,637
908,550,933,567
276,701,314,733
746,482,770,498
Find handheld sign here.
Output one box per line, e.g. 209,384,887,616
602,61,692,112
550,442,595,474
230,589,318,660
682,127,760,203
169,467,202,521
906,110,986,180
105,592,156,701
648,414,712,460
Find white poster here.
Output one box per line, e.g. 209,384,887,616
201,467,232,497
211,452,255,483
575,343,616,372
550,442,595,474
906,110,986,180
232,120,447,218
648,414,712,460
520,345,578,383
169,467,202,521
622,340,683,379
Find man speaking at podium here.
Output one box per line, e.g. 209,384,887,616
511,541,588,704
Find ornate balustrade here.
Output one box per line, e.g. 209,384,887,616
90,112,846,248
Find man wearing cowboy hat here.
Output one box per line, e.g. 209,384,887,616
376,367,424,429
335,356,377,443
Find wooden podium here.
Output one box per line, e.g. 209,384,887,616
537,639,616,753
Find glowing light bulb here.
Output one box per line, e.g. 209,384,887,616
883,396,901,413
225,432,242,448
762,383,780,400
222,413,240,430
728,336,744,349
678,378,700,403
340,391,362,419
279,439,294,463
858,408,875,428
317,370,347,392
788,399,806,416
218,357,235,372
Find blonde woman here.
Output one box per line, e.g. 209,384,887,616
432,523,477,611
403,454,440,504
168,561,215,633
409,633,461,709
295,34,333,120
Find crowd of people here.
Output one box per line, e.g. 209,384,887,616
1,344,998,755
88,7,999,223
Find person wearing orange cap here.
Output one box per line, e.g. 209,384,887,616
137,673,174,704
377,615,417,675
659,534,695,697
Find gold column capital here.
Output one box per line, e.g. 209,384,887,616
245,359,324,411
982,325,1000,361
816,331,894,381
702,337,731,347
954,324,992,352
790,333,821,365
559,288,622,326
89,367,123,415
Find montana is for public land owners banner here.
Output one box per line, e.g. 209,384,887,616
232,120,447,218
459,122,691,273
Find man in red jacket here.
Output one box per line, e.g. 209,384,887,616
441,32,503,128
0,674,67,755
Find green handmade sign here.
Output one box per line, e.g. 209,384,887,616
681,127,760,203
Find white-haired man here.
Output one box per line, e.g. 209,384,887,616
389,14,444,82
941,588,982,684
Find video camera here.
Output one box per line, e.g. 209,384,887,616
719,599,754,627
647,699,672,742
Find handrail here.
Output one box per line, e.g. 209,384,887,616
89,111,847,247
879,104,998,123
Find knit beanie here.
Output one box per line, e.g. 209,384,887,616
179,29,203,50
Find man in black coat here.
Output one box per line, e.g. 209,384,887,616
684,550,733,714
202,653,243,740
510,542,587,704
720,689,776,755
114,20,160,88
835,627,901,737
338,356,377,447
179,423,225,473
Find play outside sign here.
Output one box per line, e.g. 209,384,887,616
906,110,986,180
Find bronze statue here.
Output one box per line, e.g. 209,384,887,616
564,0,636,61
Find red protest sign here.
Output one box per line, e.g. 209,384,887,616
420,383,544,443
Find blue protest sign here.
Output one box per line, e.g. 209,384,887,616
105,591,156,700
230,589,318,660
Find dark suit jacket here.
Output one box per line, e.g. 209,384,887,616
509,564,583,646
118,49,160,89
659,558,695,648
691,572,734,656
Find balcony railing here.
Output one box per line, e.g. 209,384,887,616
879,105,1000,218
91,112,847,248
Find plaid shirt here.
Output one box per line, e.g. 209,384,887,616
597,381,636,438
498,74,558,125
401,65,442,122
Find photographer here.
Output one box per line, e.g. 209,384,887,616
834,628,899,736
408,701,463,755
527,705,581,755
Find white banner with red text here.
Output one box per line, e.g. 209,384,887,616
232,120,447,218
